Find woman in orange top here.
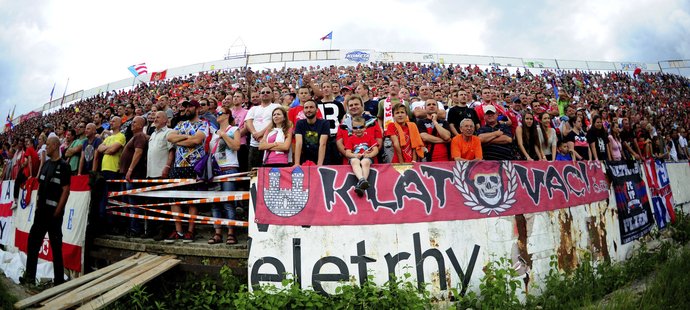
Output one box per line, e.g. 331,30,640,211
451,119,483,160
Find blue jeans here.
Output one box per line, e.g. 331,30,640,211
126,182,143,234
211,168,238,229
99,170,122,225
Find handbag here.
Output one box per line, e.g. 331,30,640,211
194,153,216,182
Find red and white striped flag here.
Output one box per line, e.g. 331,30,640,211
128,63,148,77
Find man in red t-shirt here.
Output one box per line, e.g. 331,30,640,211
337,95,383,164
288,86,323,126
416,99,451,162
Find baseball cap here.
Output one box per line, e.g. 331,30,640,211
483,105,497,114
181,100,200,108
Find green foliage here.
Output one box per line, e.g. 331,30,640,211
107,209,690,309
669,208,690,244
456,256,521,310
234,272,431,309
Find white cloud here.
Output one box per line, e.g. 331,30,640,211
0,0,688,119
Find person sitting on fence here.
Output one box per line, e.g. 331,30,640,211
209,106,240,245
336,95,383,165
345,116,379,197
451,119,483,161
166,100,208,243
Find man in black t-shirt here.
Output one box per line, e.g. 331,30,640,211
294,100,330,165
448,89,480,136
21,136,71,286
315,81,345,165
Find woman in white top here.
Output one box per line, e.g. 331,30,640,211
208,106,241,245
538,113,558,161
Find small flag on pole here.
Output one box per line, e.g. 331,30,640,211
49,82,56,102
320,31,332,41
128,63,148,77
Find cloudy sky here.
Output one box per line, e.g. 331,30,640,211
1,0,689,119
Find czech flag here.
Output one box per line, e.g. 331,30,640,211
320,31,332,41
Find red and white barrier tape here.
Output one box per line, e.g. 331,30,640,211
107,210,249,227
106,192,249,209
107,172,250,183
108,180,198,197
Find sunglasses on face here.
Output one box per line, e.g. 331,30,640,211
352,125,365,130
260,91,272,94
217,111,225,117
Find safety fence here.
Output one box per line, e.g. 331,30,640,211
105,172,251,228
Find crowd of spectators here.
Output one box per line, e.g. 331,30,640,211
1,62,689,243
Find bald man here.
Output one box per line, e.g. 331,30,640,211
78,123,103,175
21,136,71,286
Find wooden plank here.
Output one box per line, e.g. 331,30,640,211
39,260,145,306
40,254,157,306
39,255,170,310
14,253,144,310
76,258,181,310
69,254,159,295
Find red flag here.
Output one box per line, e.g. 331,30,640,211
150,70,167,82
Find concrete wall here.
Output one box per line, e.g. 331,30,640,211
248,161,690,297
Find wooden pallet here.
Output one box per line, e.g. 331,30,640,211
14,253,180,310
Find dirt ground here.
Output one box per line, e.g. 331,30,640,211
1,275,32,303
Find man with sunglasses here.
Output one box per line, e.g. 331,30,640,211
245,87,281,170
198,98,219,129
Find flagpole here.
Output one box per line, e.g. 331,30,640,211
49,82,56,103
60,77,70,106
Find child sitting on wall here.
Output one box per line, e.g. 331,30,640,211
345,116,379,197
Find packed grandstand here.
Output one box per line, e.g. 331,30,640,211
1,60,689,241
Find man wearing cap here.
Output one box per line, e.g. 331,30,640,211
477,105,515,160
166,99,208,242
474,87,511,128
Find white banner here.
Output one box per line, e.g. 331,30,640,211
0,180,14,246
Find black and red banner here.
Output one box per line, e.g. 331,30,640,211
254,161,610,226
